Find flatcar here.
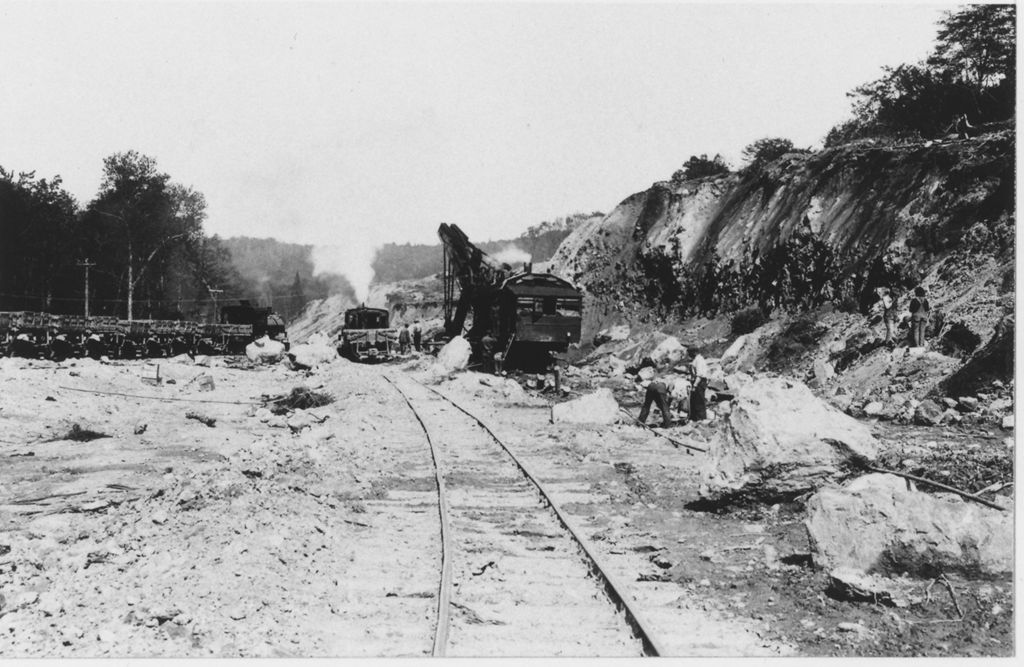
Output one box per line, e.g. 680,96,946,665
337,306,395,363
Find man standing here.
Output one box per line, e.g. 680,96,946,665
481,331,496,373
398,324,411,354
412,320,422,352
879,287,899,345
909,286,930,347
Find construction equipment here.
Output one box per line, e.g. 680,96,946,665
437,223,582,370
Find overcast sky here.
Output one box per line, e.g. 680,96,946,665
2,1,948,249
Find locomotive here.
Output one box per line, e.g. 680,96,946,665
0,303,287,360
337,306,395,363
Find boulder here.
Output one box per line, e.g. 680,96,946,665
649,335,686,366
551,388,620,425
720,335,748,363
812,358,835,387
698,377,878,503
827,568,922,608
594,324,630,346
957,396,979,413
913,400,944,426
806,473,1013,576
289,333,336,369
863,401,884,417
435,336,471,372
245,336,285,363
1001,415,1014,430
637,366,656,381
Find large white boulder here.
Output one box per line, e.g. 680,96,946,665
806,473,1012,576
649,335,687,366
245,336,286,363
551,388,620,425
289,332,336,369
699,377,878,503
435,336,471,373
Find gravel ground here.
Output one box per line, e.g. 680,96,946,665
0,355,1012,656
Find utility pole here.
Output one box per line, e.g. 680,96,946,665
76,259,96,317
208,288,223,322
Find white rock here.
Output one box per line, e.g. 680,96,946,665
551,389,620,425
245,336,286,363
289,333,336,369
720,335,749,363
435,336,472,372
649,335,686,366
864,401,884,416
699,378,878,503
806,473,1012,576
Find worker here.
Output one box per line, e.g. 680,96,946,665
481,331,497,373
412,320,423,352
878,287,899,345
398,324,411,354
908,286,930,347
637,375,672,428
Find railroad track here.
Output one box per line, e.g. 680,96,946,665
383,373,666,657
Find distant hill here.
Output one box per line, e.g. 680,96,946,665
371,212,603,284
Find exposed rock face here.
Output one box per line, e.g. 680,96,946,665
698,377,877,504
806,473,1013,577
551,388,620,425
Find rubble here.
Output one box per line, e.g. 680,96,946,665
698,377,878,504
805,473,1013,576
551,389,620,425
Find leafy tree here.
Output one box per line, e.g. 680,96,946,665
741,138,806,170
0,168,78,311
82,151,203,319
671,154,730,183
826,5,1015,145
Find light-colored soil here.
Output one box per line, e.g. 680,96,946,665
0,354,1010,657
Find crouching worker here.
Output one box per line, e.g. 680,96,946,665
636,373,690,428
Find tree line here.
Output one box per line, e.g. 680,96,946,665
0,151,337,321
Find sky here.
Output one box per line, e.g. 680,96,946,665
1,2,949,260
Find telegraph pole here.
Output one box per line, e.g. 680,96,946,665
208,288,223,322
76,259,96,317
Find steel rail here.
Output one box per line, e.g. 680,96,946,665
381,375,454,656
409,375,668,657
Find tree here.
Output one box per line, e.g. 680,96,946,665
0,168,78,311
83,151,202,319
671,154,730,183
741,138,805,171
930,5,1016,88
826,5,1015,145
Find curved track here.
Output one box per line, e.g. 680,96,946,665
384,373,666,657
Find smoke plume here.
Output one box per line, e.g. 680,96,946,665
491,244,532,268
311,242,377,304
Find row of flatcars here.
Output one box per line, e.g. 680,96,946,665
0,310,288,361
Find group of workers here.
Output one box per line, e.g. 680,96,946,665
396,321,423,354
878,285,931,347
634,351,712,429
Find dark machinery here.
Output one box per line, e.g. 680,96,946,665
337,305,395,363
0,301,287,360
438,223,582,370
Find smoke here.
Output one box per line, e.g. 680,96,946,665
311,242,377,304
491,244,532,268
